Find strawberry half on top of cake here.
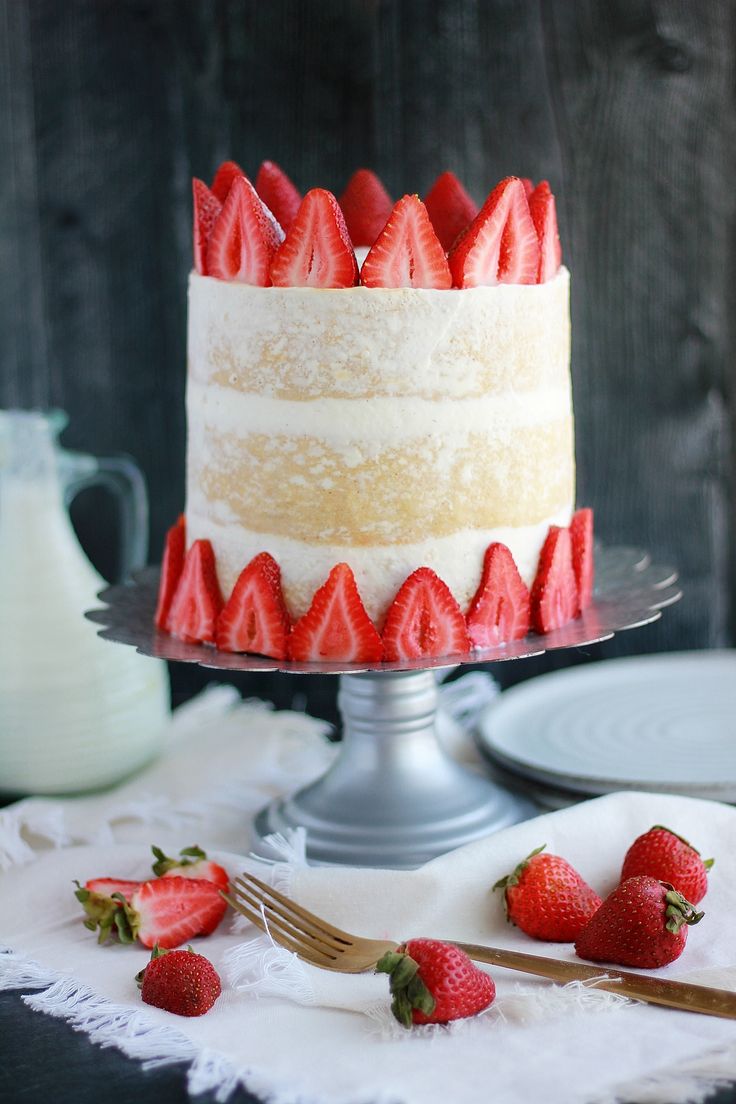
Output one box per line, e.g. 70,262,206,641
156,161,593,664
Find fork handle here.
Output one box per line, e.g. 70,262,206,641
452,942,736,1019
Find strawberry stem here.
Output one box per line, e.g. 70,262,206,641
662,886,704,933
376,948,436,1028
151,843,208,876
151,845,180,876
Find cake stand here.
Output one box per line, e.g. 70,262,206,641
87,544,680,869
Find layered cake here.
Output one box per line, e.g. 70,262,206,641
155,162,593,662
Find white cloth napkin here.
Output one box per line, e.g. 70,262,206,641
1,683,736,1104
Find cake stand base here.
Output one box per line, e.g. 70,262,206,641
251,670,535,868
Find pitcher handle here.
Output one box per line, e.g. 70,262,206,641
62,453,149,579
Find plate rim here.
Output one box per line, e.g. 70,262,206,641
475,649,736,795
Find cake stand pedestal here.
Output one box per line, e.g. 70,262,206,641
88,544,680,868
253,669,532,867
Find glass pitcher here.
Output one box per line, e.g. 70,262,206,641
0,409,169,795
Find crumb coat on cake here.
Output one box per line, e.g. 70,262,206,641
185,268,574,624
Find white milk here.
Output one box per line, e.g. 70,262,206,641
0,410,169,794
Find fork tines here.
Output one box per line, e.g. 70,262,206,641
225,871,350,967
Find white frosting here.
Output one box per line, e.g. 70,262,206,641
187,380,572,448
185,504,574,624
187,268,571,400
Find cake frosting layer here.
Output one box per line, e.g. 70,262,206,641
188,269,571,399
185,269,574,625
184,507,574,625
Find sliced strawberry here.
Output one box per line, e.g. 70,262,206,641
155,514,186,632
192,180,222,276
569,508,594,613
167,539,223,645
210,160,246,203
382,567,470,661
129,877,227,949
520,177,535,198
361,195,452,289
270,189,358,288
288,563,382,662
152,845,229,892
466,543,530,649
338,168,394,247
255,160,302,232
448,176,539,288
529,526,579,633
85,878,141,899
215,552,291,658
77,876,227,948
424,171,479,252
206,174,284,285
529,179,562,283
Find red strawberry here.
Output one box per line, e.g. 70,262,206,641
529,525,578,633
255,159,302,232
575,875,703,968
137,946,221,1017
338,168,394,246
493,845,602,942
288,563,382,663
520,177,535,197
270,188,358,288
206,174,284,285
448,176,539,288
210,160,246,203
569,507,594,613
84,878,142,899
192,180,222,276
528,179,562,283
466,542,530,648
382,567,470,662
216,552,291,658
167,539,223,646
155,514,186,632
76,876,227,949
621,826,714,905
424,171,479,252
377,939,495,1027
151,845,229,892
361,195,451,289
75,879,143,940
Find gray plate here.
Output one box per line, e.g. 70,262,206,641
86,544,681,675
476,650,736,803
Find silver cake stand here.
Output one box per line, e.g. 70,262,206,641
87,544,680,868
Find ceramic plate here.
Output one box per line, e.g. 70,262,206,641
476,651,736,803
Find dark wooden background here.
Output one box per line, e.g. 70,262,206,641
2,3,736,1102
2,0,735,723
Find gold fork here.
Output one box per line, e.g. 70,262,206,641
224,872,736,1020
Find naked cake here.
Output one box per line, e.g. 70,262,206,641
154,162,593,663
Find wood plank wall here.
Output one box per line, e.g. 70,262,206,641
1,0,734,720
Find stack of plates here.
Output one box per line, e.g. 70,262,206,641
476,651,736,810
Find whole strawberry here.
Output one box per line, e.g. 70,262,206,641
75,875,227,948
493,845,602,941
137,946,221,1016
575,875,703,968
621,825,713,904
376,938,495,1027
151,844,230,891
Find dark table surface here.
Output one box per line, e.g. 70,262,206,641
1,983,735,1104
